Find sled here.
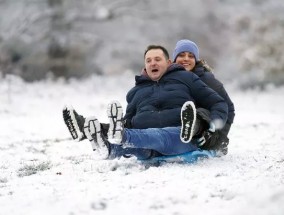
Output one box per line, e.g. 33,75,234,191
142,149,217,164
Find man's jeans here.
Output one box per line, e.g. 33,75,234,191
123,127,197,155
108,127,197,160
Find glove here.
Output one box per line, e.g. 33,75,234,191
196,122,216,147
196,131,211,146
208,121,216,133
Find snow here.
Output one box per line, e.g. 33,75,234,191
0,75,284,215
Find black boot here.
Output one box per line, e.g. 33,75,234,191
63,106,86,141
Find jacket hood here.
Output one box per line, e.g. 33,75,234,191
193,60,212,76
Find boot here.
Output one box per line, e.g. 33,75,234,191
83,116,110,159
107,101,124,144
63,106,86,141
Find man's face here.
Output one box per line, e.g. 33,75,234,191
144,49,171,81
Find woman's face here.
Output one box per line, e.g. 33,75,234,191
175,52,196,71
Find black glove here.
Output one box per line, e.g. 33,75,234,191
196,122,216,147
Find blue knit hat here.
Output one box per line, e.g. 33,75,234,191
173,39,199,62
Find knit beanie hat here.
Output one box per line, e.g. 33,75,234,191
173,39,199,62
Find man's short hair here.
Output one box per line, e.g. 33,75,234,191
144,45,170,60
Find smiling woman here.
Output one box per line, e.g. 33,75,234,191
172,39,235,154
173,39,199,71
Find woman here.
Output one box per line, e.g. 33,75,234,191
173,39,235,155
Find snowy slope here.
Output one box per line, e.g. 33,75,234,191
0,75,284,215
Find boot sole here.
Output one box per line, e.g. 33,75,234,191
107,101,123,144
180,101,196,143
63,106,84,141
84,116,109,159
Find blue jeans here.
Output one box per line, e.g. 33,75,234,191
108,127,198,159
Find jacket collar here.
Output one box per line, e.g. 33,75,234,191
137,63,186,82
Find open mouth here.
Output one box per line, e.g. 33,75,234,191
152,69,159,72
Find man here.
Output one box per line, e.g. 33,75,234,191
63,45,228,160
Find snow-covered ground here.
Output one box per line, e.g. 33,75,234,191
0,75,284,215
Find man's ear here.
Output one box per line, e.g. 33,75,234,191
167,59,172,65
141,68,148,76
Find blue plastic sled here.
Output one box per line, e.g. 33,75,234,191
142,149,217,164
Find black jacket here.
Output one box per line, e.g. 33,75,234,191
124,64,228,129
193,61,235,125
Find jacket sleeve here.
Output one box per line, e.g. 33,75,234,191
203,73,235,124
123,87,138,128
183,73,228,130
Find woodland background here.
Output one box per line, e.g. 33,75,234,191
0,0,284,88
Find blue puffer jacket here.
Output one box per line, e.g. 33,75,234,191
124,64,228,129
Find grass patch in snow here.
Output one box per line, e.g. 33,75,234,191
17,161,52,177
